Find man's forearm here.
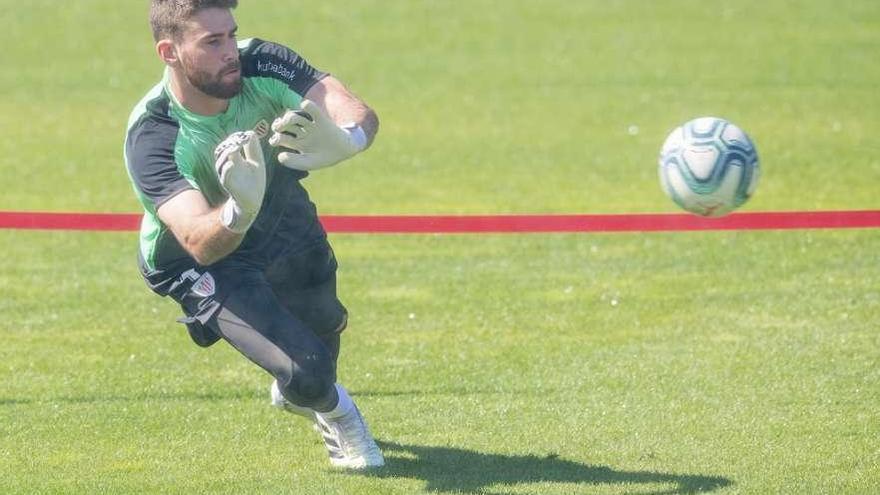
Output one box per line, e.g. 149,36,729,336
306,76,380,149
322,90,379,148
356,106,379,149
175,205,245,266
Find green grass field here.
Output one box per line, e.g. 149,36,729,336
1,1,878,494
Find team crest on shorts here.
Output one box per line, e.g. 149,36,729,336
192,272,216,297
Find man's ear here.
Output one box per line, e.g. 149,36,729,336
156,39,179,67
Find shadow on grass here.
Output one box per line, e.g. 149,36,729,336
356,440,732,495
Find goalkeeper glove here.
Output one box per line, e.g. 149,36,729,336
269,99,368,171
213,131,267,233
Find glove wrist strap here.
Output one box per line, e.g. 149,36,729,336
220,199,254,234
342,123,368,152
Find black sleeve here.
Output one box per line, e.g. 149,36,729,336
125,115,193,210
240,38,328,96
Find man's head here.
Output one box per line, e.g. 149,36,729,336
151,0,242,100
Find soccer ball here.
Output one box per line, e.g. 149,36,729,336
658,117,760,217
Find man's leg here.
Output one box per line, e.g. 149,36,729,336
265,242,348,363
150,260,381,467
154,262,385,469
264,242,346,414
263,243,383,469
211,276,339,412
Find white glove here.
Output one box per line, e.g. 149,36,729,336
269,99,368,171
213,131,267,233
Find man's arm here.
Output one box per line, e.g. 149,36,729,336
158,190,244,266
157,131,267,266
269,76,379,170
304,75,379,149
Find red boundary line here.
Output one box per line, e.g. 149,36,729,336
1,210,879,233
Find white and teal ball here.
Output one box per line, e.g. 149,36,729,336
658,117,760,217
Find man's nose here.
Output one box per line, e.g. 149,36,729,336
222,40,238,62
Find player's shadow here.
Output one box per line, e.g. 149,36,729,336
358,440,732,495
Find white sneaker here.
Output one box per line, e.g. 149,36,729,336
316,403,384,469
270,380,319,428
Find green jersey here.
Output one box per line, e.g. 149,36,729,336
124,38,328,275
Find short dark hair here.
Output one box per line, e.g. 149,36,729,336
149,0,239,42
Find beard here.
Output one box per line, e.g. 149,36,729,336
183,59,242,100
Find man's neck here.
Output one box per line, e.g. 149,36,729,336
168,70,229,116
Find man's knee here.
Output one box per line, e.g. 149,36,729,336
313,309,347,337
286,290,347,337
279,357,336,408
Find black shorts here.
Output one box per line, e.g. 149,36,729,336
140,239,348,350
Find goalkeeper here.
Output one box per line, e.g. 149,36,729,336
124,0,382,469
